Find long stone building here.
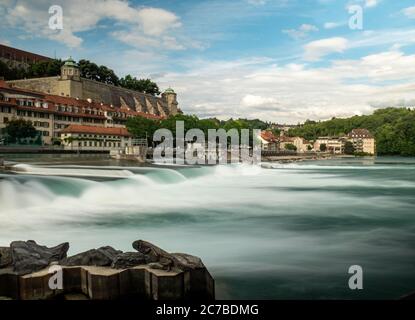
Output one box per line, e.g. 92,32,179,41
0,79,163,146
6,57,179,118
0,44,52,69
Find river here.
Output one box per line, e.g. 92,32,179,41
1,155,414,299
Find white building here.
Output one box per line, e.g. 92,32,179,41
60,124,132,151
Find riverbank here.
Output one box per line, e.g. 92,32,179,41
261,153,354,163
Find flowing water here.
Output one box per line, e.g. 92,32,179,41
1,156,415,299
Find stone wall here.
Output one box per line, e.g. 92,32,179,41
8,77,60,95
7,77,177,117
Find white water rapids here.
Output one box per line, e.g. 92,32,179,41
1,157,415,299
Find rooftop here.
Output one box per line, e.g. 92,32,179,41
61,125,131,137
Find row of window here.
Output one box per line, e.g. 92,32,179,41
77,134,121,140
75,141,122,148
6,100,142,120
17,110,50,119
0,106,12,113
18,100,48,109
0,51,40,64
55,105,103,115
33,121,50,128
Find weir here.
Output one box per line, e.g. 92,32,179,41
0,240,215,300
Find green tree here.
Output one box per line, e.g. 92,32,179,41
285,143,297,151
27,59,63,78
126,116,158,143
119,75,160,95
320,143,327,152
78,59,119,85
2,119,38,143
344,141,355,155
288,107,415,156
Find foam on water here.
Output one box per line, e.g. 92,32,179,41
1,157,415,299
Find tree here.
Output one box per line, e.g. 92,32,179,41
119,75,160,95
287,107,415,155
285,143,297,151
27,59,63,78
320,143,327,152
126,116,158,143
78,59,119,85
2,119,38,143
344,141,355,155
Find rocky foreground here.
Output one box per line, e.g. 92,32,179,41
0,240,214,300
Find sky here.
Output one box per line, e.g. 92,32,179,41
1,0,415,123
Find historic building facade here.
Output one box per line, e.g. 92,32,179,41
0,44,52,69
6,58,179,117
60,125,132,151
0,80,163,145
347,128,376,155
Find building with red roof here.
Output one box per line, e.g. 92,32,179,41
0,80,164,146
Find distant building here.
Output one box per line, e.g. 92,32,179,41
60,125,132,151
314,136,345,154
347,129,376,155
279,136,295,150
0,44,52,69
0,80,163,145
258,131,279,151
7,57,178,117
292,137,312,153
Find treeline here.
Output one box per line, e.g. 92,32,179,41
0,59,160,95
126,114,272,144
288,107,415,156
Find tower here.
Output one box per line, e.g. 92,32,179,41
162,87,178,115
59,57,82,98
61,57,80,81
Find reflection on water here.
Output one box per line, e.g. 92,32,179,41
1,156,415,299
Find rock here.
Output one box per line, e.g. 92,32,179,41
0,247,12,268
148,262,165,270
133,240,205,271
61,246,122,267
10,240,69,275
171,253,205,270
111,252,146,269
133,240,175,270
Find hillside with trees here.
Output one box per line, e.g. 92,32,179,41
288,107,415,156
0,59,160,96
126,114,271,146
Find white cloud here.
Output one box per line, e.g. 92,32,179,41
324,22,343,29
0,0,183,49
241,95,279,108
403,6,415,19
247,0,268,5
303,37,348,61
282,24,319,39
364,0,378,8
136,8,182,36
153,50,415,123
349,0,379,9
